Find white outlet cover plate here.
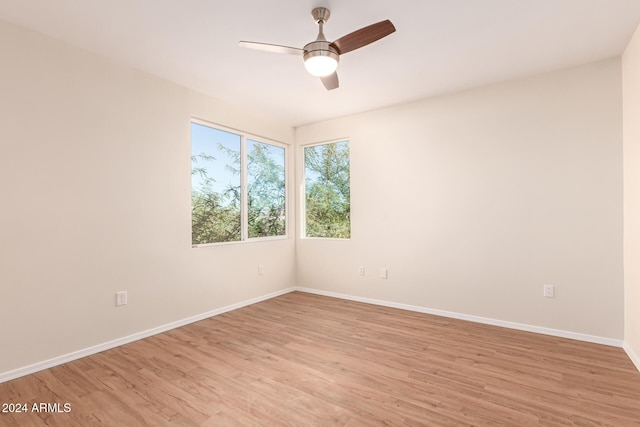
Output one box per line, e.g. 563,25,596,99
116,291,128,306
543,285,555,298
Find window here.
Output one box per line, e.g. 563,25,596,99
303,140,350,238
191,120,286,245
247,140,286,238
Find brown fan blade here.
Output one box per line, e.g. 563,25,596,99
321,72,339,91
239,41,303,56
331,20,396,55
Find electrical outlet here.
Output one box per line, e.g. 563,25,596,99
380,268,388,279
543,285,555,298
358,266,365,276
116,291,128,306
258,265,264,276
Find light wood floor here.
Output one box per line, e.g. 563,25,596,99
1,291,639,426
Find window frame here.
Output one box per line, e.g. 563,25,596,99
191,118,288,247
300,138,351,240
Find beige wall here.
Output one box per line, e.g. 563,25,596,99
0,20,295,376
296,59,624,340
623,23,640,369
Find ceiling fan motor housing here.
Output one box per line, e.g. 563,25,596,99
303,41,339,63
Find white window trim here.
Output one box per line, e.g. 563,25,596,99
191,118,289,247
299,138,351,240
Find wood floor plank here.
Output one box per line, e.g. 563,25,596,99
1,291,639,426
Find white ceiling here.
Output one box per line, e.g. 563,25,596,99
1,0,640,127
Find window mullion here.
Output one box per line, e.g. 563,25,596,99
241,135,248,241
299,145,307,238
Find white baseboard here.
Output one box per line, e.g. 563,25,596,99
623,341,640,373
2,285,630,384
294,287,624,348
0,287,296,384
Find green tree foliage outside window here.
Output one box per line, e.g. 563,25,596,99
304,141,350,238
191,123,286,245
247,140,286,238
191,125,241,244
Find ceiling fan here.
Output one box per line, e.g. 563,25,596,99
239,7,396,90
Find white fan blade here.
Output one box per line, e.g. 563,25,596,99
239,41,303,56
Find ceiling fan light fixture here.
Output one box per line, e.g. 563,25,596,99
304,55,338,77
303,43,339,77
